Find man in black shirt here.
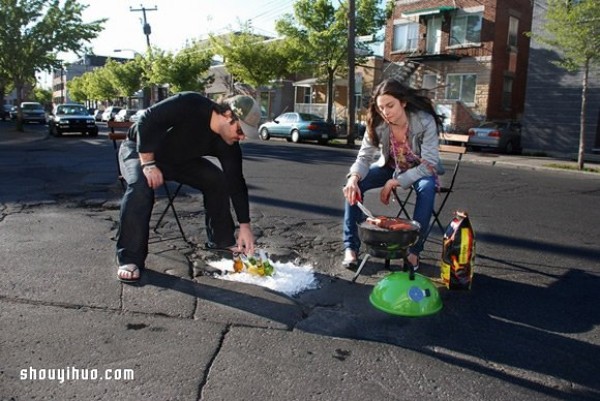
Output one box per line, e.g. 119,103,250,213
116,92,261,282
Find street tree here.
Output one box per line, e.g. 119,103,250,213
105,58,145,105
275,0,392,123
210,26,301,90
67,74,90,104
32,86,51,106
530,0,600,170
0,72,12,104
0,0,105,131
149,46,215,93
84,67,120,104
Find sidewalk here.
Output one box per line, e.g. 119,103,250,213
0,123,49,145
462,151,600,174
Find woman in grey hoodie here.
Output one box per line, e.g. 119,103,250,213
342,79,445,270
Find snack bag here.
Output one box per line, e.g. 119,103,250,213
440,211,476,290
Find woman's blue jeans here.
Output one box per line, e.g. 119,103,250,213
116,140,235,268
342,165,436,256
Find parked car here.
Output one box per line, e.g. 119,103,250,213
19,102,47,124
129,109,146,123
93,109,103,121
9,106,19,120
114,108,139,122
48,103,98,137
467,121,522,154
258,112,337,144
101,106,122,122
1,104,11,120
336,121,366,139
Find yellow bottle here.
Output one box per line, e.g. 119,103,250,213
256,256,265,276
246,256,260,276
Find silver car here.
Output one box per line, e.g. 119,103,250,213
467,121,522,154
20,102,47,124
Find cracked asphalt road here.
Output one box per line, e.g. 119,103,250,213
1,122,599,400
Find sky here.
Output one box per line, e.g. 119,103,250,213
66,0,296,60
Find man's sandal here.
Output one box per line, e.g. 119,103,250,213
117,264,140,283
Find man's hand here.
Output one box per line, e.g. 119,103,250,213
236,223,255,256
142,165,164,189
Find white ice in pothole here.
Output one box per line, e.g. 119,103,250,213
207,258,319,297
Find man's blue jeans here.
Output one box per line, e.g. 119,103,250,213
342,164,436,256
116,140,235,268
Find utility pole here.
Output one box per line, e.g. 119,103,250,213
129,4,157,49
130,4,157,106
346,0,356,146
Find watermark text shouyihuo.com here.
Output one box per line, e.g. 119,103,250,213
20,366,134,384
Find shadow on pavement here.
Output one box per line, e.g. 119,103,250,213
139,265,599,401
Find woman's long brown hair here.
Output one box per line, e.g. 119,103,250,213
366,79,444,147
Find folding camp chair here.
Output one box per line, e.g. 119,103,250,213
393,133,469,243
153,181,188,243
108,121,188,243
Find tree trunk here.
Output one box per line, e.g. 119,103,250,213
326,68,335,123
15,82,24,132
346,0,356,146
578,59,589,170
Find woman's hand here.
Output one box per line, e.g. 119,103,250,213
343,175,361,205
380,179,399,205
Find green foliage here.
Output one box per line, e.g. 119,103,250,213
273,0,389,121
0,0,105,129
67,74,89,103
32,86,51,105
0,0,105,77
531,0,600,169
150,46,214,93
84,67,119,102
104,58,144,98
533,0,600,71
210,27,300,89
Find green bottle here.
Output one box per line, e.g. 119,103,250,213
260,250,274,276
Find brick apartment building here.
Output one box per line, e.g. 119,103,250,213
382,0,533,133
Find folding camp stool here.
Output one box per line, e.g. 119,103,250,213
152,181,188,243
392,133,469,243
108,124,188,243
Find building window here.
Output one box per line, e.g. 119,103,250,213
445,74,477,104
426,16,443,53
450,12,482,45
423,74,437,90
502,76,514,110
392,22,419,52
301,87,311,103
507,16,519,49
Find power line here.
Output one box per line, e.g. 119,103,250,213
210,0,295,37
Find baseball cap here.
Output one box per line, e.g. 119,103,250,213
225,95,261,139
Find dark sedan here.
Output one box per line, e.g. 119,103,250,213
48,103,98,137
1,104,11,120
258,112,337,144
